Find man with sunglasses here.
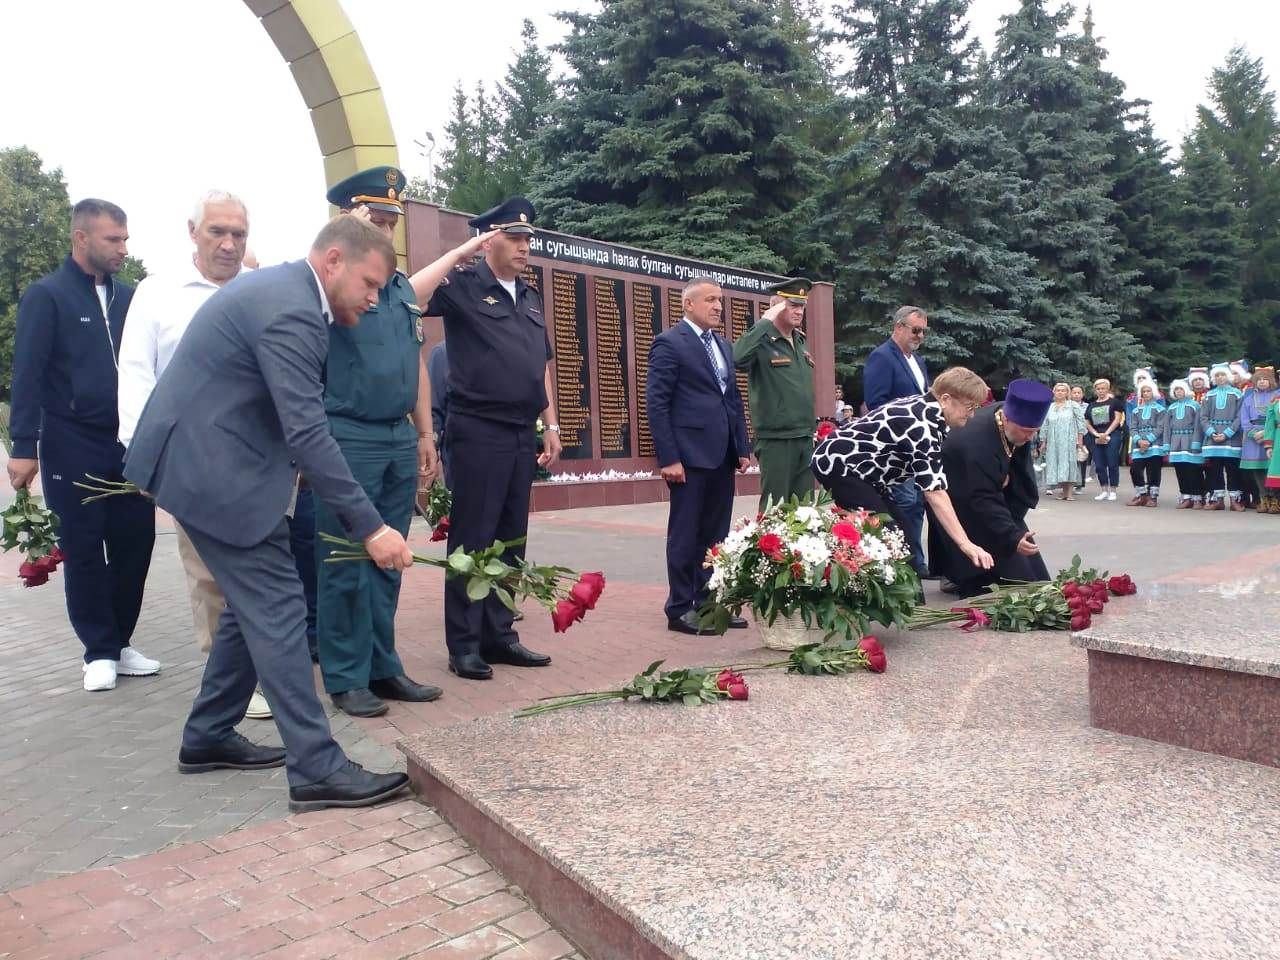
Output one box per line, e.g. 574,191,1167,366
862,306,931,576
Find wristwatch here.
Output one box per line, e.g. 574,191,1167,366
546,424,560,433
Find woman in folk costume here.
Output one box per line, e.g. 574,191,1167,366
1239,365,1277,512
1187,367,1211,404
1262,390,1280,513
1199,363,1246,510
1126,381,1166,506
1163,379,1205,509
1230,360,1252,393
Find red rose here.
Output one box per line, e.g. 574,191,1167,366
18,561,38,578
831,520,861,546
1087,598,1104,614
1062,581,1079,596
716,668,745,692
1108,574,1137,596
709,545,720,558
551,599,581,633
726,681,749,701
1067,595,1087,610
822,564,832,582
569,572,606,611
33,555,57,574
1070,613,1091,631
858,635,887,673
430,516,450,542
49,546,65,565
757,533,786,561
815,421,836,441
21,571,49,588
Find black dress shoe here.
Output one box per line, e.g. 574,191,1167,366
667,611,717,636
727,614,748,629
482,642,551,667
331,688,389,718
178,732,286,774
448,653,493,680
370,675,443,703
288,760,410,813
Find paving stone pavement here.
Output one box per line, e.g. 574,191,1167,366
0,479,1273,959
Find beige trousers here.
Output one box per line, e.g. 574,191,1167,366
174,522,227,654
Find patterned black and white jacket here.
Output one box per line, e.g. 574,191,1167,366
811,393,948,493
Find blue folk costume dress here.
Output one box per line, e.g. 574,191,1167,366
1126,398,1166,504
1162,382,1204,507
1239,378,1278,509
1198,366,1245,508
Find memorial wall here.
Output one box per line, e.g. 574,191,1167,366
405,201,836,479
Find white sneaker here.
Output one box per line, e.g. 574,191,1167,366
244,689,273,720
1106,492,1117,501
1094,492,1108,501
83,659,117,691
117,646,160,676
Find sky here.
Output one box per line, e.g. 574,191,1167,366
1,0,1276,274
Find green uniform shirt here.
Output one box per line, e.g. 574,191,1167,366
323,271,422,441
733,319,815,439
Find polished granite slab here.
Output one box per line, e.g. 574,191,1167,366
400,622,1280,960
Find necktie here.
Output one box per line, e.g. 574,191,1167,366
701,330,726,393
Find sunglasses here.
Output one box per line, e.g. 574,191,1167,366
908,326,927,336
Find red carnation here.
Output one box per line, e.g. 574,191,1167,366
551,599,582,633
430,516,450,542
757,533,786,561
726,681,749,701
858,635,887,673
831,520,861,546
815,421,836,441
949,607,991,632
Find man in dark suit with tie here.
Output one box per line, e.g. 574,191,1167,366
863,305,932,576
125,216,413,812
646,276,752,635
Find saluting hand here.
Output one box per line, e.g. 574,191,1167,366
538,429,562,467
761,301,787,322
453,230,500,263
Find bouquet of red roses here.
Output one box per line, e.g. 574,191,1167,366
1,488,64,587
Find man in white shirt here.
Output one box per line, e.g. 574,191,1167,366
118,191,271,720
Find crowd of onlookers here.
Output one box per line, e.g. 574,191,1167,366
1028,363,1278,512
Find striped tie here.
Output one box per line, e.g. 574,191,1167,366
701,330,726,393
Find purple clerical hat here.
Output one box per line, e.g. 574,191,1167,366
1003,379,1053,429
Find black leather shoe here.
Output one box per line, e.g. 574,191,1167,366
482,642,551,667
727,614,748,629
331,688,389,718
449,653,493,680
288,760,410,812
370,675,443,703
178,732,286,774
667,611,717,636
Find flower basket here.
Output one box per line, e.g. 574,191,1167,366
698,492,920,641
755,612,820,651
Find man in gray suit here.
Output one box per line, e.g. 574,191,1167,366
126,216,414,811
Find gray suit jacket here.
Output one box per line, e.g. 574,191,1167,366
124,260,382,548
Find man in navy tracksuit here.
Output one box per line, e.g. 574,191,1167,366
8,199,157,692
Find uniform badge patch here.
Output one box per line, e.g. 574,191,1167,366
415,317,424,343
482,296,499,305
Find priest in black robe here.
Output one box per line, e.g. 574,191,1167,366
928,379,1053,597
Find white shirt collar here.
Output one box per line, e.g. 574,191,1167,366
305,260,334,324
187,256,237,290
682,316,709,337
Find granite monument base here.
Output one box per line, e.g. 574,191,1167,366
530,473,762,512
1072,591,1280,768
399,624,1280,960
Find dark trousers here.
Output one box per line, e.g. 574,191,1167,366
183,519,346,788
40,424,155,662
1173,463,1204,500
1091,437,1121,487
1129,458,1163,495
1203,456,1242,501
287,486,318,656
817,471,912,533
887,479,927,574
444,413,535,657
664,447,736,621
1078,435,1093,487
316,437,415,693
1241,468,1265,507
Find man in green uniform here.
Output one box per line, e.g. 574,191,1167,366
733,277,816,509
317,167,442,717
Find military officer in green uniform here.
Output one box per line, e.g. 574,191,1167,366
317,166,443,718
733,277,817,509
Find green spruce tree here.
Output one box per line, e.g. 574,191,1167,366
1176,126,1248,364
530,0,826,271
497,19,557,199
823,0,1048,386
992,0,1143,382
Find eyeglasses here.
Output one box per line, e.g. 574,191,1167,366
908,326,927,336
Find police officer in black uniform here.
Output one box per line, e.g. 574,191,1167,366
411,198,560,679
